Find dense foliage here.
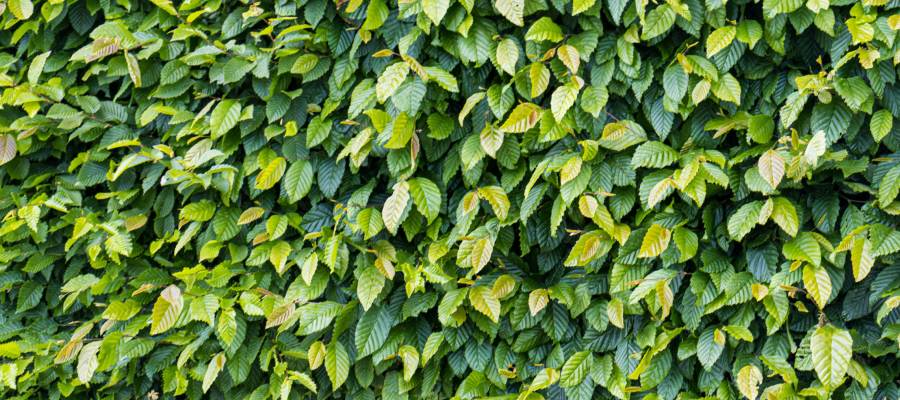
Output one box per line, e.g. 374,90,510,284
3,0,900,398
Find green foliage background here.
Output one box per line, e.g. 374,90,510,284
2,0,900,398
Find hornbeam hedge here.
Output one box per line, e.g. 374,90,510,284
1,0,900,399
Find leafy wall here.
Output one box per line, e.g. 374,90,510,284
1,0,900,399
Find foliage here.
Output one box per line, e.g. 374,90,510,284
1,0,900,399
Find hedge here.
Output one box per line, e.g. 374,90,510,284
1,0,900,398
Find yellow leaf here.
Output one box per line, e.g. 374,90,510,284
255,157,287,190
557,44,580,73
851,237,874,282
500,102,542,133
491,275,517,299
529,63,550,98
803,264,832,310
202,352,226,393
150,285,183,335
714,328,726,345
308,341,326,370
752,284,769,301
469,286,501,322
607,297,624,328
707,26,736,57
638,224,671,258
529,289,549,316
758,149,785,189
656,280,674,319
469,237,494,275
737,364,763,400
398,345,419,381
559,156,582,185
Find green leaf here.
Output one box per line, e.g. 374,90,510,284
409,177,442,223
833,77,873,112
572,0,596,15
629,269,676,305
560,351,593,388
663,64,688,102
736,20,763,47
361,0,388,30
469,237,494,275
641,5,676,40
565,230,612,266
784,232,822,267
870,109,893,143
525,17,563,42
878,164,900,207
210,100,242,140
268,240,292,274
771,197,799,237
438,289,468,325
459,91,486,126
697,327,724,370
326,341,350,389
673,227,698,262
384,112,414,149
180,200,216,223
422,332,444,366
306,116,332,148
356,208,384,240
357,264,385,311
728,201,763,241
723,325,754,342
599,120,647,151
580,85,609,118
632,141,678,169
291,371,318,394
149,0,178,15
283,160,315,202
748,114,775,144
712,73,742,105
355,306,394,358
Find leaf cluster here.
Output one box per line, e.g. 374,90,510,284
0,0,900,399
